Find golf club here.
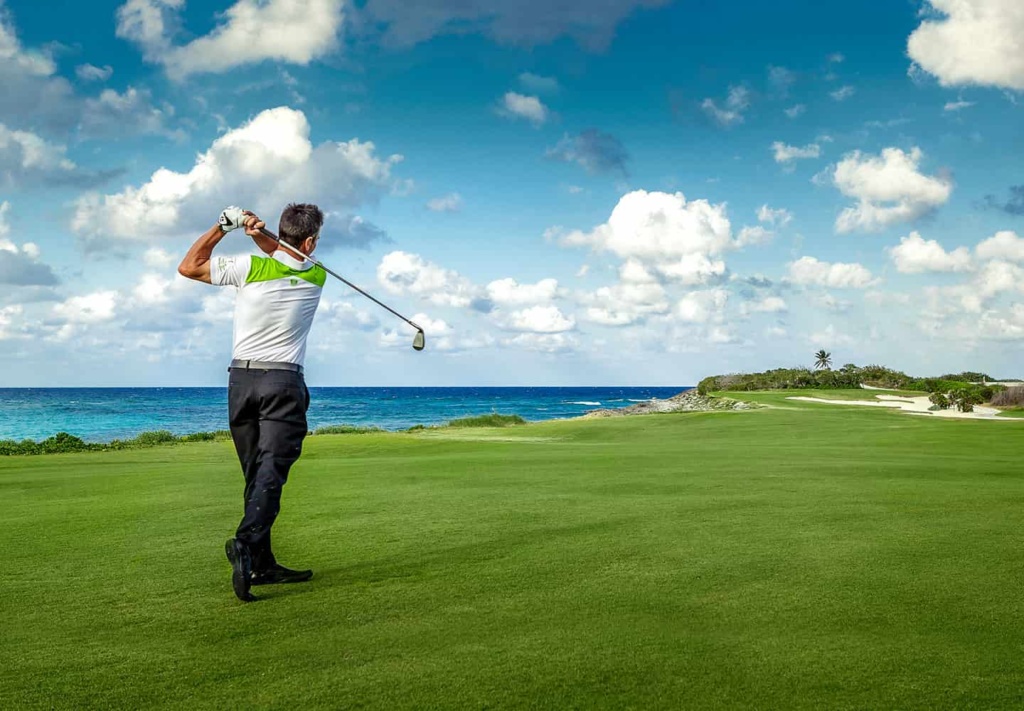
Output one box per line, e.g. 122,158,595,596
257,226,425,351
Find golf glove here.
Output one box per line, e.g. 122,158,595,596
218,206,246,232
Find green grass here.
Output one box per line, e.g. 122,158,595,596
3,394,1024,709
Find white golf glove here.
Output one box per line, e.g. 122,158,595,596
218,206,246,232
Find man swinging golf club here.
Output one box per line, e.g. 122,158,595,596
179,204,325,602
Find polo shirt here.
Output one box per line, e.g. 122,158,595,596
210,250,326,366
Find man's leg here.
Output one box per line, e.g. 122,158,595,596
226,369,260,601
235,371,309,574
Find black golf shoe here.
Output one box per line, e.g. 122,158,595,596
224,538,256,602
251,564,314,586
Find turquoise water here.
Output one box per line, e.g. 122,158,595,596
0,387,690,443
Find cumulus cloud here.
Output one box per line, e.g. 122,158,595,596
72,107,402,251
907,0,1024,90
518,72,559,93
116,0,345,80
561,190,732,263
358,0,669,51
76,64,113,82
500,92,549,125
735,226,772,247
740,295,787,316
501,332,578,353
0,202,59,286
975,230,1024,262
500,305,575,333
486,277,559,307
771,141,821,164
701,86,750,127
887,231,972,273
426,193,463,213
830,85,856,101
546,129,629,175
830,147,953,233
79,87,181,140
787,256,877,289
376,251,479,308
578,281,669,326
784,104,806,118
758,205,793,226
676,289,728,324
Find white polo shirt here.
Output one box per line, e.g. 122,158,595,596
210,250,326,366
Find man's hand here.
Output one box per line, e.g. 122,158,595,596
242,211,266,237
218,206,247,232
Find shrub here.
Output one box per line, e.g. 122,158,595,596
929,393,950,410
991,386,1024,408
445,413,527,428
313,424,383,435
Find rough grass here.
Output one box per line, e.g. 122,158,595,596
3,395,1024,709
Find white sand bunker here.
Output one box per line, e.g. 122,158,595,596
787,394,1019,421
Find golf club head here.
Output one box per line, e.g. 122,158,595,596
413,329,426,351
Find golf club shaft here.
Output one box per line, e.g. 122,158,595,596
257,227,422,333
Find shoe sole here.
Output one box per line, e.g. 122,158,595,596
224,539,256,602
251,571,313,586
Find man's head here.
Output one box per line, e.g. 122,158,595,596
278,203,324,255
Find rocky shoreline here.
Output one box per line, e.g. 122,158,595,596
581,389,760,418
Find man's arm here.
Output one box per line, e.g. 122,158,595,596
245,212,276,255
178,224,226,284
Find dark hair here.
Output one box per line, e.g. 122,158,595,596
278,203,324,247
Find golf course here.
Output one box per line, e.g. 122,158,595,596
3,390,1024,709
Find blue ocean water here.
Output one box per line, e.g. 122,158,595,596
0,387,691,443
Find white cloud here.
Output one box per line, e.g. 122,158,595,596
359,0,669,51
0,202,60,286
908,0,1024,90
735,225,772,247
784,104,806,118
676,289,728,324
828,53,845,64
701,86,750,127
808,323,854,347
501,92,549,124
561,190,732,262
502,305,575,333
142,247,175,268
0,123,77,184
888,231,973,273
772,141,821,164
830,85,856,101
80,87,179,140
812,292,852,313
486,277,559,306
787,256,877,289
975,231,1024,262
426,193,463,212
758,205,793,226
830,147,953,233
52,291,118,326
76,64,113,82
943,100,976,111
376,251,479,308
116,0,345,80
741,296,787,315
579,281,669,326
518,72,559,93
501,332,578,353
72,107,401,250
657,253,727,285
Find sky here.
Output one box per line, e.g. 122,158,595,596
1,0,1022,387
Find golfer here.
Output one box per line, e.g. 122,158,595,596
178,204,326,602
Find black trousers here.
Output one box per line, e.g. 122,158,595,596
228,367,309,572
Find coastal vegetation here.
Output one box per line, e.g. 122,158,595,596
3,399,1023,708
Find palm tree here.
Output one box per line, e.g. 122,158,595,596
814,350,832,370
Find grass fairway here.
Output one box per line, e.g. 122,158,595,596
3,394,1024,709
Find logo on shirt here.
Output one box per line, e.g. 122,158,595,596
290,278,299,286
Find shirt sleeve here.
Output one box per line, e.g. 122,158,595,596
209,254,252,287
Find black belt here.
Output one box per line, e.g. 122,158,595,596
229,359,304,374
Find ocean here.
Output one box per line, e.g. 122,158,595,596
0,387,691,443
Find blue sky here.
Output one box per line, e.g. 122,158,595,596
1,0,1023,386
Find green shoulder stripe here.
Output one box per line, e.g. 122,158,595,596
245,257,327,287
